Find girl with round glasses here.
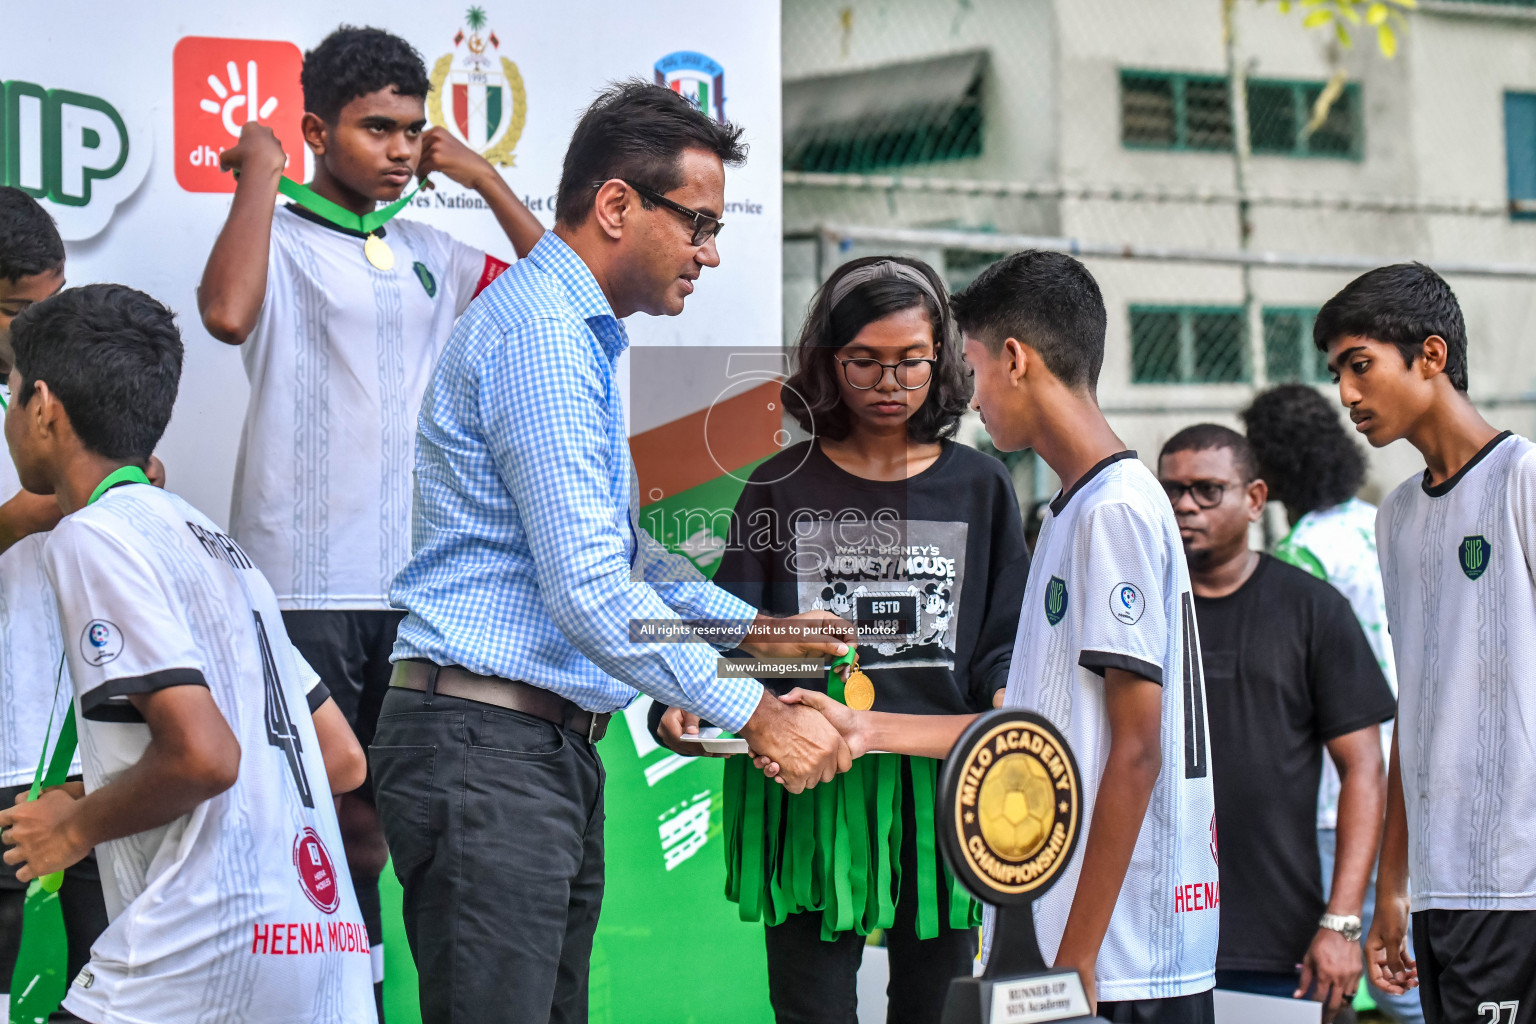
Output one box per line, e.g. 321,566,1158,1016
652,255,1030,1023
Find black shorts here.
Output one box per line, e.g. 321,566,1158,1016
282,609,406,800
1097,989,1214,1023
1413,909,1536,1024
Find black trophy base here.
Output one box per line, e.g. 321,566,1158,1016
941,969,1094,1024
942,906,1094,1023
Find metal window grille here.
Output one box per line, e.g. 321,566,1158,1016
1262,307,1330,383
1130,305,1248,383
1120,70,1360,158
783,53,987,173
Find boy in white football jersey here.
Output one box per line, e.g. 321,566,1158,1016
783,251,1217,1020
0,284,375,1023
1316,263,1536,1024
196,27,544,1004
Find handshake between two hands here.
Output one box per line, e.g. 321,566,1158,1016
657,610,868,794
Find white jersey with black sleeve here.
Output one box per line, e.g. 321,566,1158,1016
984,452,1218,1002
230,205,508,611
43,482,376,1024
1377,430,1536,911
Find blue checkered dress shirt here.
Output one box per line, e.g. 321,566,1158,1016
391,231,765,730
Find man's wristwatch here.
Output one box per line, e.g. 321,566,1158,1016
1318,913,1363,942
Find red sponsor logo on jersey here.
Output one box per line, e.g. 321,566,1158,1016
292,827,340,913
1173,879,1220,913
173,36,304,193
1210,811,1219,865
251,920,370,955
474,254,511,298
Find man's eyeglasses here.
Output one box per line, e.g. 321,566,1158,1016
593,179,724,246
1161,480,1238,509
838,358,937,391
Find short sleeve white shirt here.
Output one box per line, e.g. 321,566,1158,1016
985,453,1218,1002
45,483,375,1023
1377,431,1536,911
230,206,505,609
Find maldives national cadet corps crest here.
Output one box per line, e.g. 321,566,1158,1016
654,51,726,122
427,7,526,166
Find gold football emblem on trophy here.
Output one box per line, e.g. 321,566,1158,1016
843,670,875,711
947,714,1081,899
976,754,1056,860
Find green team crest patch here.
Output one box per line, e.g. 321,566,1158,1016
412,261,437,298
1044,576,1068,626
1460,535,1491,580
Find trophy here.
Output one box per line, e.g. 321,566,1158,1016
937,709,1093,1024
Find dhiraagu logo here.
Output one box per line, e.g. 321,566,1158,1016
1,78,150,239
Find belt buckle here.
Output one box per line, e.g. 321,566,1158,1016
586,712,602,744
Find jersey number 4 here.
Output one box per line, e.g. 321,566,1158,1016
254,611,314,808
1180,594,1209,779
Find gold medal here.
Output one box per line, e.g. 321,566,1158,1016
363,232,394,271
843,670,875,711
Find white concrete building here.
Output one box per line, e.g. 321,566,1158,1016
782,0,1536,508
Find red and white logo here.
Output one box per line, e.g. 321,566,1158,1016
1210,811,1219,865
173,36,304,193
292,827,341,914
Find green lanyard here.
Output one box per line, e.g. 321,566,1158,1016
276,176,423,236
86,464,150,505
25,464,150,891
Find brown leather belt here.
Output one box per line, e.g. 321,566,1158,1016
389,659,610,743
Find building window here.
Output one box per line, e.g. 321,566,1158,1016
1130,305,1248,384
783,51,987,174
1130,305,1335,384
1505,92,1536,219
1120,72,1231,151
1121,70,1361,158
1262,307,1329,383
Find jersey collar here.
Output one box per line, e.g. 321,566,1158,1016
1049,450,1138,516
1421,430,1511,497
283,202,386,240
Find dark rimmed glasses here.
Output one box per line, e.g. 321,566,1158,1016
593,179,725,246
1160,480,1238,509
837,357,937,390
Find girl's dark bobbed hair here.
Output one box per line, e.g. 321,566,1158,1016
783,255,971,444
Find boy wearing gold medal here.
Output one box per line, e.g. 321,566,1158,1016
196,26,543,1018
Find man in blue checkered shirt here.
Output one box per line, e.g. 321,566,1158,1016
373,82,853,1024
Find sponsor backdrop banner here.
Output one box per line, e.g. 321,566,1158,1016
4,4,781,1022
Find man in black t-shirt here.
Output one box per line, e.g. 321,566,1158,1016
1159,425,1395,1024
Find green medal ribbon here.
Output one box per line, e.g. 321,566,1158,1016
276,176,424,236
86,464,151,505
9,463,150,1023
722,651,980,943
